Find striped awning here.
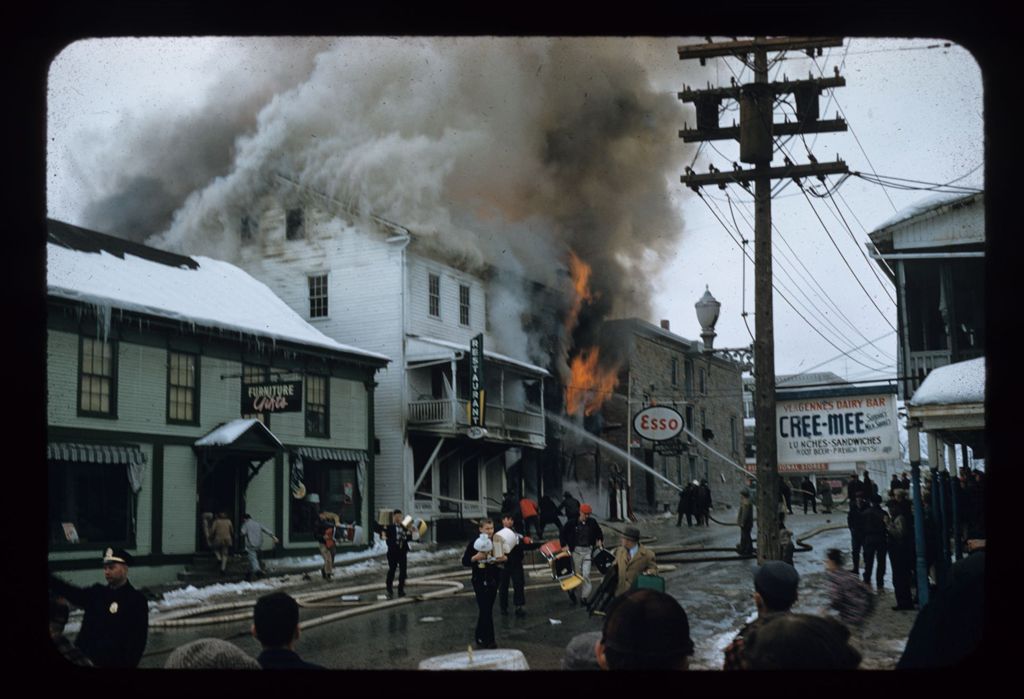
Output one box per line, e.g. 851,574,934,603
47,442,147,467
296,446,367,464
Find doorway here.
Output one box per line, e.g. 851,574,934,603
197,457,244,550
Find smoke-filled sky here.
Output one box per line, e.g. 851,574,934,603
46,36,984,383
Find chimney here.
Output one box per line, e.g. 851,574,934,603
660,319,670,331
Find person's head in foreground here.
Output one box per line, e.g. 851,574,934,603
742,613,862,669
596,589,694,670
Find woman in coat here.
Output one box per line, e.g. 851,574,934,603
209,512,234,574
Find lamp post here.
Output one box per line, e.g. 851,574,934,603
695,288,781,562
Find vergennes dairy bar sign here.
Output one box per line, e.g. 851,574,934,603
775,389,898,464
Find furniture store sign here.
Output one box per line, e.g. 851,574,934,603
241,380,303,414
776,391,898,464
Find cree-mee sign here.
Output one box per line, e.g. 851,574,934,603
241,380,303,414
776,390,897,464
633,406,684,442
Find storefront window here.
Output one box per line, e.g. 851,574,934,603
49,460,132,548
290,460,359,537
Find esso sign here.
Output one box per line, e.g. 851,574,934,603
633,406,684,442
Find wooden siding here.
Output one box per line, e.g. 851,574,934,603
162,445,198,554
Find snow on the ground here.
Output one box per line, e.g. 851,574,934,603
149,536,462,612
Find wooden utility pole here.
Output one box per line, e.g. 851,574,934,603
678,37,849,562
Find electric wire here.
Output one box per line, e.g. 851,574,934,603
822,188,899,305
723,192,893,368
694,191,892,374
795,180,897,332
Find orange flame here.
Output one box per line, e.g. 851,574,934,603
565,250,593,335
563,251,620,416
565,347,620,416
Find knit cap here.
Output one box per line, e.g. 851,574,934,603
164,638,261,669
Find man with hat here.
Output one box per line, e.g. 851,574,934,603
722,560,800,670
48,547,149,668
612,525,657,597
559,503,604,606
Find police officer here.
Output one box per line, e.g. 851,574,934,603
49,547,149,668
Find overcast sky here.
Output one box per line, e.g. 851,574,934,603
46,36,983,383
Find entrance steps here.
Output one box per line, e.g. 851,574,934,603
176,552,253,585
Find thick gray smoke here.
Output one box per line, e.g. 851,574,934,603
95,38,696,372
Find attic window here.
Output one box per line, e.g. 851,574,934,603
240,215,257,242
286,208,305,240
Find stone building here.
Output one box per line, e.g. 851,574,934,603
594,318,747,517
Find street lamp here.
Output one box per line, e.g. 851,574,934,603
694,286,753,370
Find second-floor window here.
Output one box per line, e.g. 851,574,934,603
685,405,694,440
459,284,470,326
309,274,328,319
429,273,440,318
670,357,679,387
684,360,694,396
699,367,707,395
305,374,329,438
286,208,305,240
167,351,199,424
79,336,117,417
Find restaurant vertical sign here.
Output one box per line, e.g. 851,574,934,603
467,333,487,439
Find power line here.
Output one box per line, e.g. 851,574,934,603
725,192,895,367
796,180,898,332
695,191,891,374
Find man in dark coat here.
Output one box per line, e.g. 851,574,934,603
560,504,604,605
698,479,713,526
48,547,149,668
889,474,901,496
861,493,889,591
780,479,794,514
382,509,410,598
496,512,541,617
800,476,817,514
886,494,916,610
676,481,697,527
736,489,754,555
538,495,563,538
846,474,864,503
558,491,581,525
253,591,324,669
847,494,868,574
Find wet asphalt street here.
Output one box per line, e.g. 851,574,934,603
137,509,917,670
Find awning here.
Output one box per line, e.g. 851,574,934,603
47,442,147,493
194,418,284,449
294,447,368,503
47,442,146,466
297,446,367,464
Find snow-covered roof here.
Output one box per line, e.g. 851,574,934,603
406,335,550,377
47,239,390,363
872,191,980,233
194,419,284,448
910,357,985,406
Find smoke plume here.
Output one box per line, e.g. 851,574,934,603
81,38,697,374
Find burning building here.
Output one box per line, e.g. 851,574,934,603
74,38,702,535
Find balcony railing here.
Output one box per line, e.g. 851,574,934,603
408,398,545,444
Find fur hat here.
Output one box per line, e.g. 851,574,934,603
164,638,260,669
561,631,603,670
